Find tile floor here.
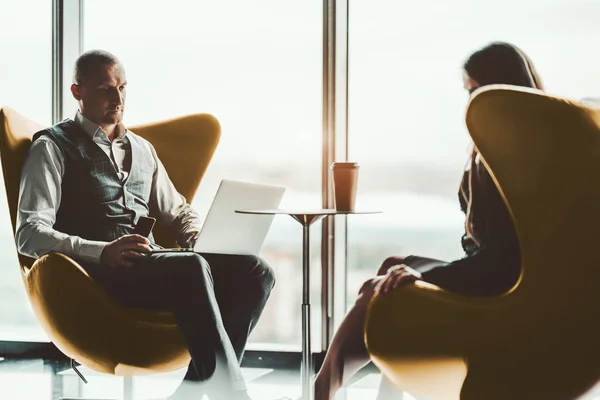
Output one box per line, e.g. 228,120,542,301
0,358,411,400
2,357,600,400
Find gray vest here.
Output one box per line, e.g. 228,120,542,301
33,120,155,242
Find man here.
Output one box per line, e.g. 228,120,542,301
16,49,275,400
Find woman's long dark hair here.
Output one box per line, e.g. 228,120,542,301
464,42,544,90
461,42,544,246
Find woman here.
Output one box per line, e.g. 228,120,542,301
314,42,545,400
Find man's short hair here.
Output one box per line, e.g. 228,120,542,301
73,50,120,85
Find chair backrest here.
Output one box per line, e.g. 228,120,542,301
130,114,220,247
466,86,600,397
0,108,45,269
0,107,220,268
467,86,600,299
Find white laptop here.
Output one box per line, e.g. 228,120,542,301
153,179,285,256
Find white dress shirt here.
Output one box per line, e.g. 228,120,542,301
15,111,201,265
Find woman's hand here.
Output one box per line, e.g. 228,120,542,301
374,264,423,294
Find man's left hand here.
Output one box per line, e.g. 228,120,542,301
374,265,423,294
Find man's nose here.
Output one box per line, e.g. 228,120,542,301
111,88,124,105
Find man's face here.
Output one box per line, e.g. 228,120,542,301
71,63,127,127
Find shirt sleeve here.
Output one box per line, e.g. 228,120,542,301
147,143,202,248
421,244,521,296
15,136,107,265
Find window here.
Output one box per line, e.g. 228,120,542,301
0,1,52,126
346,0,600,303
84,0,323,349
0,0,52,339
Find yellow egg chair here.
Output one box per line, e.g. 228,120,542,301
365,86,600,400
0,107,220,397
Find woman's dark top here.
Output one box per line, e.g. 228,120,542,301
406,159,521,296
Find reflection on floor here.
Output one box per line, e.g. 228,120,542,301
0,358,418,400
3,358,600,400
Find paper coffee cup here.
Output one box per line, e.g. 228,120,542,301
331,161,359,211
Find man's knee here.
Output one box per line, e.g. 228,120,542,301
251,256,276,292
377,255,406,276
157,253,213,299
176,253,212,280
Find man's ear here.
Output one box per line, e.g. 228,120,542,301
71,84,82,100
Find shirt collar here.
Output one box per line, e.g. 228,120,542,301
73,110,128,142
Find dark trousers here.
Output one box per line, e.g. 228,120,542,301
90,252,275,399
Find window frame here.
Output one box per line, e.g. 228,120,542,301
40,0,351,360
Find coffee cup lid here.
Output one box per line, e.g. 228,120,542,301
331,161,359,168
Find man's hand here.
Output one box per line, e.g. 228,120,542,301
100,234,151,267
374,264,423,294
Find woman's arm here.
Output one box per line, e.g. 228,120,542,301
421,244,521,296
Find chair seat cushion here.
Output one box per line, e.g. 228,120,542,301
125,308,178,328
